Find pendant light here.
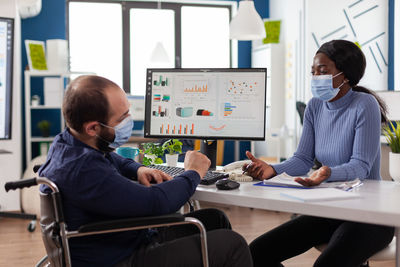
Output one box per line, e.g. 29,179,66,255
229,0,266,40
150,42,170,63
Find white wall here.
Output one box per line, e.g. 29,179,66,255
305,0,389,94
269,0,305,156
0,0,22,211
395,0,400,91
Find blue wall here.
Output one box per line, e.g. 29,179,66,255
21,0,65,165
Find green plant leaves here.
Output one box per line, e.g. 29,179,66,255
140,142,164,165
162,139,183,154
142,157,152,166
383,121,400,153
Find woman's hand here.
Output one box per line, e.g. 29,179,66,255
242,151,276,180
294,166,331,186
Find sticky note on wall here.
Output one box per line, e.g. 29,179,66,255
263,20,281,44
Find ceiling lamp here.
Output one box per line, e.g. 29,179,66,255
149,0,170,64
150,42,170,63
229,0,266,40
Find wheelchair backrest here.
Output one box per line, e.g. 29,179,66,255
40,192,65,267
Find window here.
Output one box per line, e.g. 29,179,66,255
69,2,123,87
181,6,230,68
68,1,234,95
130,8,175,96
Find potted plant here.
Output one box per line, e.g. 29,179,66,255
162,139,183,167
37,120,51,137
383,121,400,182
140,142,164,166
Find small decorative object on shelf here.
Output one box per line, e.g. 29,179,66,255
162,139,183,167
31,95,40,106
383,121,400,182
140,143,164,166
37,120,51,137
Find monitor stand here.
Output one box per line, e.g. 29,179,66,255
200,140,217,170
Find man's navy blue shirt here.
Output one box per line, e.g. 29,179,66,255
39,129,201,266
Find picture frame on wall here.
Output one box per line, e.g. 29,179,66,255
25,40,47,71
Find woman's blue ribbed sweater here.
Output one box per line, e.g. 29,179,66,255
273,89,382,181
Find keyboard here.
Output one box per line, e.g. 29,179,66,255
147,165,229,185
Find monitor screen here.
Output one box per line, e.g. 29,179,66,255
144,68,267,141
0,17,13,140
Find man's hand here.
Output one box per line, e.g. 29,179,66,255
294,166,331,186
242,151,276,180
184,150,210,178
137,167,172,187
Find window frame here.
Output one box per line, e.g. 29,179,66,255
66,0,235,94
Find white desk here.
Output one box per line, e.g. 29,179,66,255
192,180,400,266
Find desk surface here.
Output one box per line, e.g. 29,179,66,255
193,180,400,228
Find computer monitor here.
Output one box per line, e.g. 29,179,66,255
144,68,267,168
0,17,14,140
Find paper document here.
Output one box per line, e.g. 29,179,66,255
263,172,363,190
280,188,361,202
263,172,306,188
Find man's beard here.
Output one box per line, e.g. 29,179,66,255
96,127,115,153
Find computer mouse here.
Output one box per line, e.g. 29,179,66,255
215,178,240,190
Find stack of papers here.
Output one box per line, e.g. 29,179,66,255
280,188,360,202
263,173,306,188
260,172,363,202
263,172,363,190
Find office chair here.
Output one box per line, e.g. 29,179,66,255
4,177,209,267
296,101,307,125
295,101,322,170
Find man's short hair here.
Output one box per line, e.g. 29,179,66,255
63,75,120,133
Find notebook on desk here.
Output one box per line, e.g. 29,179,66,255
280,188,361,202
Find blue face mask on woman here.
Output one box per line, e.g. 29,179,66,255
311,72,345,101
99,116,134,149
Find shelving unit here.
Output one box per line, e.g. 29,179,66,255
24,70,94,166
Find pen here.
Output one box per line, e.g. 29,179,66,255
345,181,363,191
242,162,253,174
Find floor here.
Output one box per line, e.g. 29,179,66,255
0,202,395,266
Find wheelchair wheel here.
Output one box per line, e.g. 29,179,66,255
28,220,36,232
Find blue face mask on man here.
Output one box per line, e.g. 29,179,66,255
99,116,134,149
311,72,345,101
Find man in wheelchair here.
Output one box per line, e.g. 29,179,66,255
38,75,252,267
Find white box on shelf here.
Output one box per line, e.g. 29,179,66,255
44,77,62,106
46,39,69,72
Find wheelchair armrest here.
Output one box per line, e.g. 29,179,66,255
78,213,185,233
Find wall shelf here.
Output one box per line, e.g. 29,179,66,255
24,70,94,165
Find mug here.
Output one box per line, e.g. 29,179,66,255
116,147,140,160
